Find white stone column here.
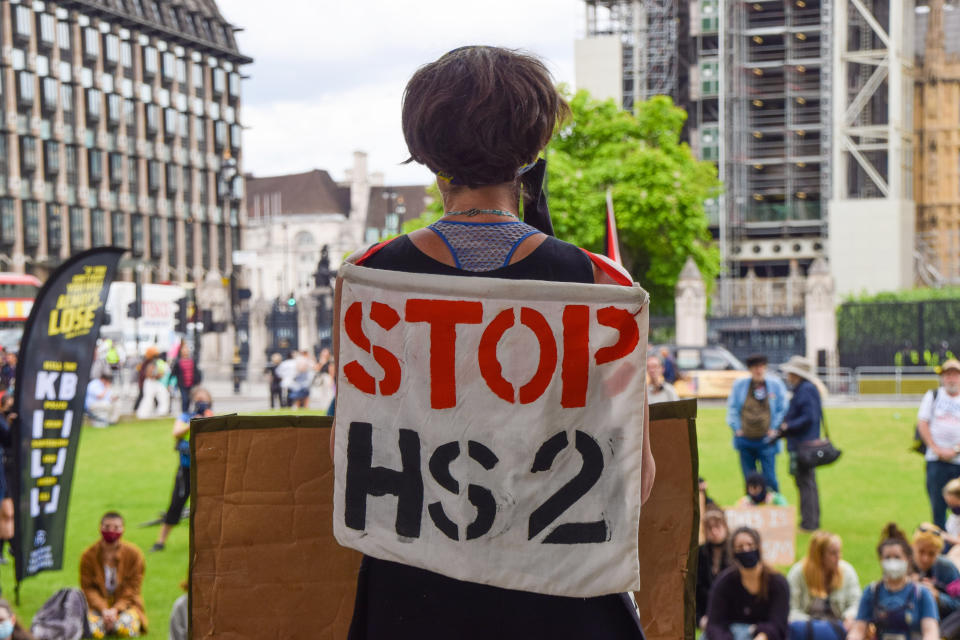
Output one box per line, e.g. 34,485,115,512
299,296,319,354
675,257,707,346
247,299,270,375
804,257,838,369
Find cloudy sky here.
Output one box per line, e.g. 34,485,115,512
218,0,582,186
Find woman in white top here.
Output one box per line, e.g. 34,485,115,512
787,531,861,640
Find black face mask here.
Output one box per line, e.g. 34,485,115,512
735,549,761,569
952,506,960,516
748,488,767,505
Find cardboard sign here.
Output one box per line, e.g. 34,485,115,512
333,263,649,598
724,506,797,566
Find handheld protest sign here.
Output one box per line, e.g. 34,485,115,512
724,506,796,566
636,399,700,640
333,263,649,598
189,415,361,639
12,247,124,584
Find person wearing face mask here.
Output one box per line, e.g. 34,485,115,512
151,387,213,552
786,531,861,640
847,523,939,640
705,527,789,640
0,598,33,640
79,512,146,638
736,472,788,507
698,508,734,630
911,524,960,627
918,359,960,529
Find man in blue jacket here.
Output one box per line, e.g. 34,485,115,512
772,355,823,531
726,354,789,493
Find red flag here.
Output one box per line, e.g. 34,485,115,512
604,188,623,265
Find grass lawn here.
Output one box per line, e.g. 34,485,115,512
0,405,929,633
697,405,929,585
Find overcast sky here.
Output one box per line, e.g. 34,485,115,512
218,0,582,186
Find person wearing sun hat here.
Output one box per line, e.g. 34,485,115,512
772,355,824,531
917,358,960,529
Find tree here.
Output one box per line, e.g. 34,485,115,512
547,90,721,313
400,90,721,313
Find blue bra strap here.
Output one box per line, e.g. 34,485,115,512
427,225,462,269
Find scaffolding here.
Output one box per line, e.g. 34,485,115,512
584,0,678,111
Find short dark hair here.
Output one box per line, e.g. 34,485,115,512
101,511,123,524
745,471,766,489
745,354,768,367
402,46,570,188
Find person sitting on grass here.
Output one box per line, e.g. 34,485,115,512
705,526,789,640
911,524,960,625
79,512,147,638
943,479,960,547
151,388,213,552
847,523,939,640
0,598,33,640
786,530,861,640
736,472,788,507
697,506,733,630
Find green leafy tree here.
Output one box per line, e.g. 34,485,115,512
547,90,721,313
400,90,722,313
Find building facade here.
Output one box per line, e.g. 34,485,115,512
0,0,249,289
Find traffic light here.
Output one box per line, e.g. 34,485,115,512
287,293,296,308
173,297,188,333
127,285,142,319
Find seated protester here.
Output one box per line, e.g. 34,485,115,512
0,598,33,640
84,373,119,427
647,355,679,404
736,472,788,507
787,531,861,640
698,507,733,629
944,479,960,548
169,579,188,640
706,526,790,640
911,524,960,622
79,512,146,638
847,523,939,640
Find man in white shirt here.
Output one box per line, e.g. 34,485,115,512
917,359,960,528
85,372,120,427
647,355,679,404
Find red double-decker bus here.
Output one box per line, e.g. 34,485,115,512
0,273,42,349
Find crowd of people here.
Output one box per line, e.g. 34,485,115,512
262,347,335,413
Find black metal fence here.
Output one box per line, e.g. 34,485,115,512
837,299,960,367
708,315,805,365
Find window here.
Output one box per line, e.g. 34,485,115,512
121,42,132,68
197,171,207,208
124,99,135,129
145,104,158,135
111,211,126,246
0,135,6,178
212,69,226,96
0,200,14,247
91,209,105,246
214,121,226,150
86,88,102,123
184,222,194,269
194,117,206,150
192,64,204,92
88,150,103,184
183,167,192,204
109,153,123,186
176,59,187,85
230,124,241,152
166,163,179,194
61,84,74,114
58,21,71,51
107,94,121,125
229,72,240,99
131,214,143,256
147,160,160,192
38,14,55,48
128,157,138,194
164,108,176,139
44,140,59,176
167,218,177,267
162,52,175,83
130,0,144,17
69,207,85,251
201,224,210,269
178,113,188,138
700,0,720,33
23,202,39,249
18,72,35,108
218,225,227,271
65,146,78,184
700,59,720,97
20,137,37,174
47,205,62,253
149,216,162,259
83,27,99,60
14,6,31,41
143,46,158,77
700,124,720,162
104,34,120,66
41,78,58,113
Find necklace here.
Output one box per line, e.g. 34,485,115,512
444,208,518,219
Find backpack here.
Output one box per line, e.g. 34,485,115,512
913,389,939,454
30,587,92,640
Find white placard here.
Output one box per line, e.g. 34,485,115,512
332,262,649,598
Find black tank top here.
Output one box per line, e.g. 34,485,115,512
347,233,644,640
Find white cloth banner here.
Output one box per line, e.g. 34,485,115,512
333,262,649,597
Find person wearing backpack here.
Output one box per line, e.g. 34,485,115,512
917,359,960,529
847,523,939,640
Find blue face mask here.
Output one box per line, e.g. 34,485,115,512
0,619,15,639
